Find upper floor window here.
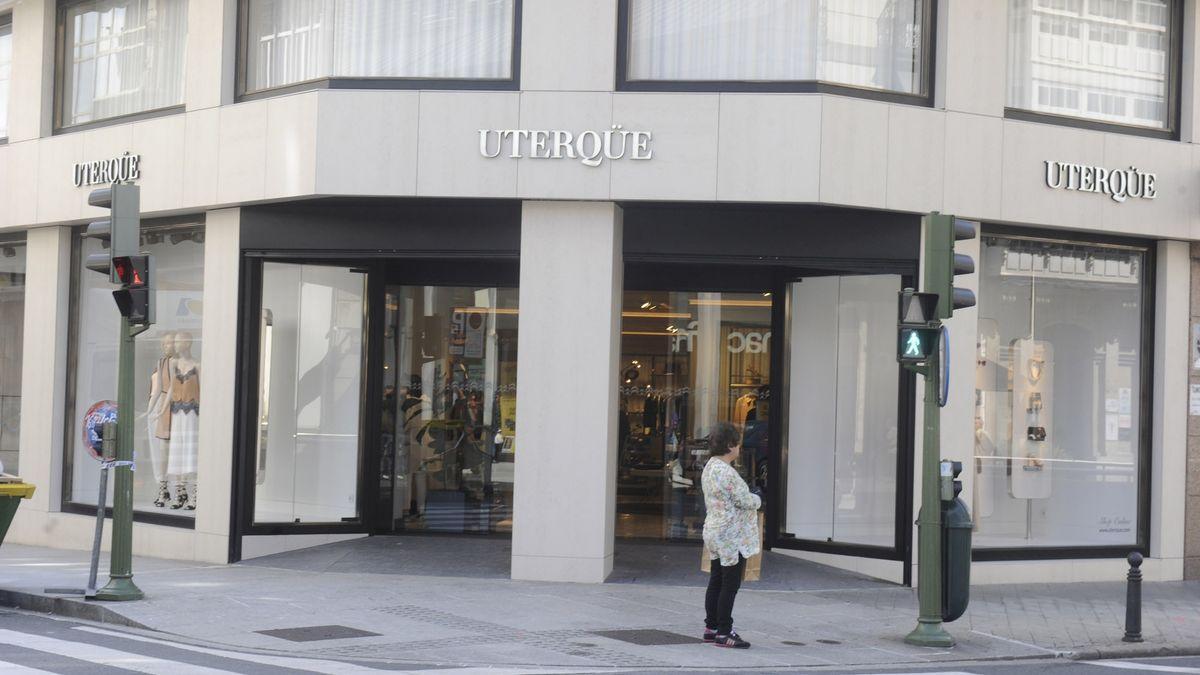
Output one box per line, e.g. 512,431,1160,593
0,14,12,140
620,0,932,101
57,0,188,130
1008,0,1178,135
241,0,518,96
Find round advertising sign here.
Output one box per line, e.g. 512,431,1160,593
82,400,118,461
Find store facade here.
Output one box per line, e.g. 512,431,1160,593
0,0,1194,585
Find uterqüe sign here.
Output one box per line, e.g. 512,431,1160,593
479,126,652,167
1044,160,1156,203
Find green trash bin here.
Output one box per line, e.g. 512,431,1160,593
0,482,35,546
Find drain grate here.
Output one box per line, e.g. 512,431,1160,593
256,625,381,642
592,629,698,646
816,638,842,645
782,640,806,646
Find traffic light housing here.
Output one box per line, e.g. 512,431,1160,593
925,213,977,320
84,184,140,283
897,288,940,364
112,255,154,325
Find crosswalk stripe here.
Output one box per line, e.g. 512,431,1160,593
0,629,235,675
0,662,55,674
74,627,384,674
1086,661,1200,673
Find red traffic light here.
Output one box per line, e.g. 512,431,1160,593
112,255,149,288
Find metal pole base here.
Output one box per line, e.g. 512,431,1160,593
904,620,955,648
94,575,143,602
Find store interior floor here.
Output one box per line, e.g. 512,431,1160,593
240,534,893,591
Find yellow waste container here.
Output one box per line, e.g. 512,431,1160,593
0,482,35,545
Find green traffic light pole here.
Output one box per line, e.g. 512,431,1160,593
94,316,147,601
904,350,952,647
904,212,965,647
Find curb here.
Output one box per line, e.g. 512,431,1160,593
0,589,150,630
1068,643,1200,661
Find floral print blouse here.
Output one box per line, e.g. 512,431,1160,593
701,457,761,567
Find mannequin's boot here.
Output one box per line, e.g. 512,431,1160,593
153,481,170,508
170,483,189,510
186,482,197,511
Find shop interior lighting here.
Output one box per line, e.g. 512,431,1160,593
640,301,651,309
621,330,676,337
688,298,773,307
621,311,691,319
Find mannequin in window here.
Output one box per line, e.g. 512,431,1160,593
167,331,199,510
146,331,176,507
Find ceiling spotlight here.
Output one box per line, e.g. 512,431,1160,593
640,301,651,309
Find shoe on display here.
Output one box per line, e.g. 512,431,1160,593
713,632,750,649
153,481,170,508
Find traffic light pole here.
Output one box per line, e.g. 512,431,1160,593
905,354,953,647
95,317,145,601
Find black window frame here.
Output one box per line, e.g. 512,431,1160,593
52,0,188,135
615,0,938,107
970,225,1155,562
1004,0,1184,141
60,217,205,530
235,0,523,102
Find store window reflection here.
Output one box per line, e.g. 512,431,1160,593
974,236,1146,549
782,275,900,547
0,236,24,476
617,291,772,541
379,286,518,534
253,263,366,524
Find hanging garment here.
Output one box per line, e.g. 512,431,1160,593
167,366,200,476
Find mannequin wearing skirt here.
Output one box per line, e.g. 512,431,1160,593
167,332,200,510
146,331,176,507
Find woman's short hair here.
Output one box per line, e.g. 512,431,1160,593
708,422,741,457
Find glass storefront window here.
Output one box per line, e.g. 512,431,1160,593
1007,0,1175,131
378,285,518,534
975,235,1146,548
243,0,517,94
59,0,189,128
67,223,204,518
783,275,900,547
617,290,772,541
0,14,12,139
626,0,930,96
253,263,366,524
0,237,25,476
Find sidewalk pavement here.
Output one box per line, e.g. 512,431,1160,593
1,539,1198,671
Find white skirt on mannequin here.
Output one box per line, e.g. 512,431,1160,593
167,410,198,476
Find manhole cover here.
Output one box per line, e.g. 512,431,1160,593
256,625,381,642
816,639,842,645
593,629,697,646
782,640,806,646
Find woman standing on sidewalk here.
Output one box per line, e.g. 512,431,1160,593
701,422,761,649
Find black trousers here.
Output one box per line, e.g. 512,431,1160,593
704,554,746,635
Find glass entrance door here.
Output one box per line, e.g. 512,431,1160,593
617,290,773,540
252,262,367,525
376,285,519,534
782,275,903,548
